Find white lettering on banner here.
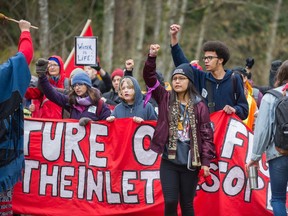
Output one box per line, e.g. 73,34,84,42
106,171,121,203
60,167,75,198
65,123,86,163
140,170,160,204
221,118,248,159
89,124,108,167
23,160,39,193
22,163,160,204
122,171,138,203
40,164,59,196
24,120,43,155
42,122,64,161
133,125,158,166
23,118,272,207
86,168,104,201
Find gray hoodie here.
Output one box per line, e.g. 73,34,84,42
111,76,157,120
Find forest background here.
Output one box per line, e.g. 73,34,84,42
0,0,287,88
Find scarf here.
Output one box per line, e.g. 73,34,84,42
73,96,92,113
144,80,160,107
168,98,201,167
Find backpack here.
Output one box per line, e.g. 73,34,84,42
267,89,288,155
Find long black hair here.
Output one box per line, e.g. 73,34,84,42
68,85,101,106
169,80,201,107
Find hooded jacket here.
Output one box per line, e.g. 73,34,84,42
25,55,68,119
171,43,248,120
111,76,157,120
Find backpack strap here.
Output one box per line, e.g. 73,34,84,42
252,88,259,101
266,89,283,99
231,72,237,103
96,99,104,117
205,79,215,113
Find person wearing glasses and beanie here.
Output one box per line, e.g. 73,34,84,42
170,24,248,120
143,44,215,216
35,59,111,125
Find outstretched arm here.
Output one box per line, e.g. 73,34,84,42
169,24,189,67
18,20,33,65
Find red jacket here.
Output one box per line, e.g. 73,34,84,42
25,55,66,119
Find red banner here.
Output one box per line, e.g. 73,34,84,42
13,112,276,216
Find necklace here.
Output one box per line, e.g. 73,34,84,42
178,102,188,131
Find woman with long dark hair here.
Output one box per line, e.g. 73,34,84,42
35,59,111,125
143,44,215,216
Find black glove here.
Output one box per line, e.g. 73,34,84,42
79,117,92,126
36,58,49,77
246,57,255,69
91,58,101,71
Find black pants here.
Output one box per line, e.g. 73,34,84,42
160,158,199,216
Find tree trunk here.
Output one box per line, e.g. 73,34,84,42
264,0,282,85
102,0,115,73
195,3,212,61
38,0,49,58
134,0,147,82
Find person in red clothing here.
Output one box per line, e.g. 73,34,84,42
25,55,68,119
0,19,33,216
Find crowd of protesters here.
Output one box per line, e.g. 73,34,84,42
1,20,288,216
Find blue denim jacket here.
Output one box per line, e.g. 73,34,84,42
251,86,286,161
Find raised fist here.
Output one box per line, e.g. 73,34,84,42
149,44,160,57
36,58,49,77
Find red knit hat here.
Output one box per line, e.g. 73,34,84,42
111,68,124,80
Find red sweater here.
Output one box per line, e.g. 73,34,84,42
18,31,33,65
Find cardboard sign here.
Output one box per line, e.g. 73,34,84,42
74,36,97,66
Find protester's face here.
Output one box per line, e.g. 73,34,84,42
84,66,96,79
112,75,122,92
171,74,189,93
48,60,60,76
120,80,135,105
203,51,221,72
72,83,88,97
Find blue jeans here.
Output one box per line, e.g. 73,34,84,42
269,156,288,216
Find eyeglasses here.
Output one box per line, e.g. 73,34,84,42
202,56,219,62
48,64,59,68
172,76,188,82
72,83,85,89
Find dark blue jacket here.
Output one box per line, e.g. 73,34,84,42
171,44,248,120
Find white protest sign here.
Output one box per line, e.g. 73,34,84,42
75,36,97,65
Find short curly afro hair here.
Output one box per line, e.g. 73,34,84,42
203,41,230,65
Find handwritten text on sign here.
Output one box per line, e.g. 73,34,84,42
75,36,97,65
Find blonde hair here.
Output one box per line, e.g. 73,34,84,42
118,77,135,99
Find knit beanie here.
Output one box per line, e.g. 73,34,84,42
171,63,194,83
48,57,60,67
70,68,84,79
111,68,124,80
232,66,248,77
71,71,92,87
